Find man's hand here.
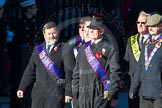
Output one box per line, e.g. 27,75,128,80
129,92,135,99
65,96,72,103
17,90,24,98
104,91,110,100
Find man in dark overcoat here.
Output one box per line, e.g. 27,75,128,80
17,21,75,108
72,16,121,108
68,16,92,108
129,13,162,108
123,11,150,108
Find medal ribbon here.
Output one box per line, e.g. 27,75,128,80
145,38,162,71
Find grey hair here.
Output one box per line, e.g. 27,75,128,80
138,11,151,20
42,21,57,33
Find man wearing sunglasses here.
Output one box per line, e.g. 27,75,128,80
123,11,150,108
67,16,92,108
68,16,92,58
129,13,162,108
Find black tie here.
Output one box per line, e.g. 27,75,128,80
46,45,51,54
140,36,144,49
91,42,95,48
82,39,85,44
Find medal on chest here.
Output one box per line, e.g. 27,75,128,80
144,39,161,71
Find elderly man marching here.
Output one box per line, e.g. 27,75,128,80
72,16,121,108
17,21,75,108
129,13,162,108
122,11,150,108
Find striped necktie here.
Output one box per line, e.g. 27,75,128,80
46,45,51,54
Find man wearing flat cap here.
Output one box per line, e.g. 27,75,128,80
129,13,162,108
72,16,121,108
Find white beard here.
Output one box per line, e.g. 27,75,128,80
46,39,56,45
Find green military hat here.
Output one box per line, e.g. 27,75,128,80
146,13,162,26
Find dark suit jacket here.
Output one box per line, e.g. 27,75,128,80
72,37,121,108
18,42,75,108
130,39,162,99
123,34,141,79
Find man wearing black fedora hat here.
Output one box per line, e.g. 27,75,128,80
72,16,121,108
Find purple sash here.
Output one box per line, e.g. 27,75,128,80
84,41,110,91
36,43,64,79
75,36,82,47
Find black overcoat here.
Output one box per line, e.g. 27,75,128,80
124,34,141,79
72,37,121,108
18,42,75,108
130,39,162,99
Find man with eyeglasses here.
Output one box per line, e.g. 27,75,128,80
122,11,150,108
68,16,92,108
72,16,121,108
68,16,92,58
129,13,162,108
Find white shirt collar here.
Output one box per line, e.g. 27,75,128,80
46,44,54,53
91,37,102,44
153,33,161,40
140,33,149,43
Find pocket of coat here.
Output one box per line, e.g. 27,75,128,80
31,83,38,98
57,79,66,87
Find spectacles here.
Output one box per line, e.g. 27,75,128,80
78,26,84,29
136,21,146,25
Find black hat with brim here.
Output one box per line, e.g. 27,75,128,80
87,17,104,29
